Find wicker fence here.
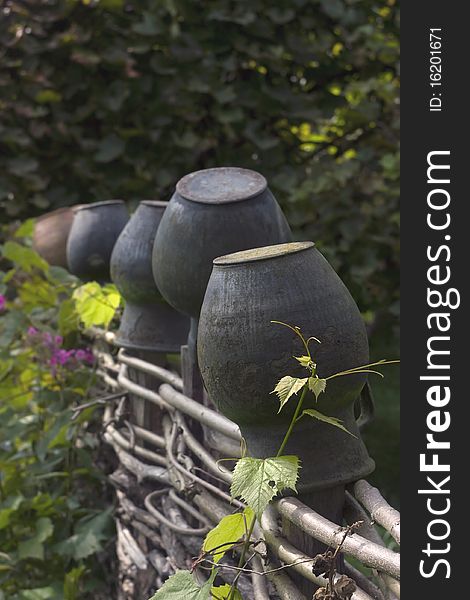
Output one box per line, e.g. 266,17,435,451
89,328,400,600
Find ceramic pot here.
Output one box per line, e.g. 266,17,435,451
198,241,374,491
110,201,189,353
152,167,292,349
66,200,129,282
32,206,78,268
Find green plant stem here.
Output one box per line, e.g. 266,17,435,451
228,515,257,600
276,385,308,457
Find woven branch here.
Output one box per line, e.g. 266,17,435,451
90,330,400,598
276,498,400,580
353,480,401,545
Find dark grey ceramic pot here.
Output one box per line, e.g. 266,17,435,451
66,200,129,282
110,201,189,353
152,168,292,343
198,242,374,491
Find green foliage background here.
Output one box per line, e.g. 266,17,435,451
0,228,117,599
0,0,399,325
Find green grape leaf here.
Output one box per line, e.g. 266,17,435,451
150,570,214,599
203,507,254,564
308,376,327,400
271,376,307,412
211,584,242,600
2,241,49,273
231,456,300,520
301,409,356,437
72,282,121,328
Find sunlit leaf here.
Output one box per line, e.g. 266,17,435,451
294,355,313,368
231,456,300,520
308,377,327,400
211,584,242,600
73,282,121,328
203,507,254,564
271,376,307,412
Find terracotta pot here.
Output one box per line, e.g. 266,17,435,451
66,200,129,282
198,241,374,491
110,201,189,352
152,167,292,352
32,206,78,268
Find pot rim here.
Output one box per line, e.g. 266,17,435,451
35,205,80,221
139,200,168,208
176,167,267,205
73,200,125,212
213,241,315,266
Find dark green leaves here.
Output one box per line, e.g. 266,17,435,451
1,0,399,329
94,134,126,163
0,234,115,598
18,517,54,560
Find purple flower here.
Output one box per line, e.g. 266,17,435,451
0,295,5,311
75,348,95,365
55,349,74,366
27,326,38,336
84,349,95,364
42,332,53,346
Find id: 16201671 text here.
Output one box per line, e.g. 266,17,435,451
429,28,442,112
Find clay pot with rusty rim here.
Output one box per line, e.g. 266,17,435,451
32,206,80,268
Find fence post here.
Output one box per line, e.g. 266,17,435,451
152,167,292,403
198,242,375,596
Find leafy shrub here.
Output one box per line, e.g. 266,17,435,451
0,0,399,325
0,223,119,599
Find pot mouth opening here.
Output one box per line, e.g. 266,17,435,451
176,167,267,205
74,200,125,211
140,200,168,208
213,241,315,266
